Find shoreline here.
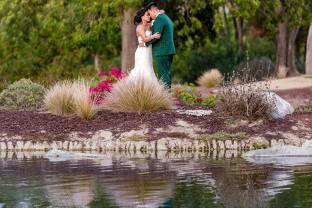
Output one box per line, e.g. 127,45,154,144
1,87,311,152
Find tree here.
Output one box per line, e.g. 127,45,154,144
260,0,312,77
212,0,260,55
306,24,312,74
110,0,141,72
121,7,137,71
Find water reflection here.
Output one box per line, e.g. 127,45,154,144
0,151,311,208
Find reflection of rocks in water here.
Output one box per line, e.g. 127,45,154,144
244,141,312,166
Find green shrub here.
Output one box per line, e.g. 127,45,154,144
174,84,217,107
234,57,275,82
172,36,276,84
0,79,45,109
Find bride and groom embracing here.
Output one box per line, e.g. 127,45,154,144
128,2,175,89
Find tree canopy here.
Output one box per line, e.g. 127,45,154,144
0,0,311,89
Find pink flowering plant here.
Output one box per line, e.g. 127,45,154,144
89,67,125,104
174,84,217,107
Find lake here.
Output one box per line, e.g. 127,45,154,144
0,151,312,208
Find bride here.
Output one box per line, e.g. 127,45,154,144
128,8,161,81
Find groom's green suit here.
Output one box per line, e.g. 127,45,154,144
146,13,175,89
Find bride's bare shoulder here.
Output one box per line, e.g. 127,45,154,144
136,24,144,32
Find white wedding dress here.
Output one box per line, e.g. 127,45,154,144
128,30,158,81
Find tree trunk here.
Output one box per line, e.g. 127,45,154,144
94,53,103,72
287,28,300,76
306,24,312,74
121,8,137,72
222,5,229,36
275,22,288,78
233,17,244,54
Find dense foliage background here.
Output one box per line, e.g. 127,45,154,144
0,0,312,90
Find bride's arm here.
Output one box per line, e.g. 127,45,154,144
137,25,161,43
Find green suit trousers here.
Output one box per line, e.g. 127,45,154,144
155,55,174,89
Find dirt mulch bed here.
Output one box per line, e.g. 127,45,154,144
0,104,222,141
0,101,311,141
276,87,312,107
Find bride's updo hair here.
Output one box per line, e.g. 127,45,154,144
134,8,146,25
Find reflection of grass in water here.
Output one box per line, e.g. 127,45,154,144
89,179,118,208
90,174,172,206
269,173,312,208
170,180,221,208
120,175,170,201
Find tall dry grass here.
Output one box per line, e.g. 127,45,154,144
44,81,75,115
72,81,97,120
217,69,276,120
197,69,223,88
44,80,97,119
103,77,173,112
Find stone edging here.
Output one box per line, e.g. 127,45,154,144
0,130,311,152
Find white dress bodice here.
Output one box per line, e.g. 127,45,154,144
138,30,152,44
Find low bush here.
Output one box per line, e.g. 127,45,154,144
196,69,223,88
0,79,45,109
217,71,276,120
174,84,217,107
103,77,172,112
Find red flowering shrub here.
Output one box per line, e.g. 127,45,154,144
90,67,125,105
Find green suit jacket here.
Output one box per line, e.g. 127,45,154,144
146,14,176,56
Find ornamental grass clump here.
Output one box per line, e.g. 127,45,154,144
0,79,45,109
44,80,97,119
72,81,97,120
44,81,75,116
103,77,172,112
196,69,223,88
217,69,276,120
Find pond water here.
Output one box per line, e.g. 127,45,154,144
0,151,312,208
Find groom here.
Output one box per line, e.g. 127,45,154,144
142,2,176,89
